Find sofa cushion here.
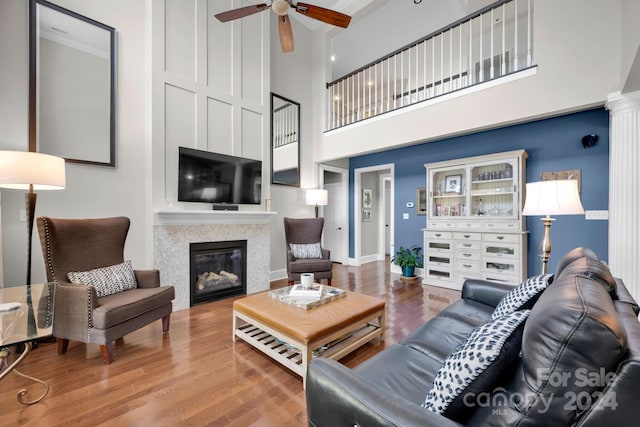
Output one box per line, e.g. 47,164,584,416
422,310,530,422
68,260,137,297
469,268,628,426
492,274,553,319
92,286,175,329
289,242,322,259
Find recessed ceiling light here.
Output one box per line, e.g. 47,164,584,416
330,55,336,61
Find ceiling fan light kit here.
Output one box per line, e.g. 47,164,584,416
214,1,352,53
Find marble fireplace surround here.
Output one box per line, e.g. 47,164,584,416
153,210,276,311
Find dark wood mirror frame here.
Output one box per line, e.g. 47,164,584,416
271,93,300,187
29,0,116,167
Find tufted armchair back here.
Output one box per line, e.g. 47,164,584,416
37,216,129,285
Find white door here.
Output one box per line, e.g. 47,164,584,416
324,180,346,263
385,179,391,256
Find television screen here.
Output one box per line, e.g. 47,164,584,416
178,147,261,205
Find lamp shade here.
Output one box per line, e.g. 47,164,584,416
0,151,65,190
522,180,584,216
305,189,328,206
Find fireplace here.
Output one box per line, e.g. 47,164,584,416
190,240,247,305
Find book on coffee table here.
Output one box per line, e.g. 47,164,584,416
289,284,323,298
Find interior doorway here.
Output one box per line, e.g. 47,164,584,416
319,165,348,264
354,164,394,266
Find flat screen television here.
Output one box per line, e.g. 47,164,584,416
178,147,262,206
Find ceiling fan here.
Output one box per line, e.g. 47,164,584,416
214,1,351,53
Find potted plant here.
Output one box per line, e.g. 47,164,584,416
391,245,423,278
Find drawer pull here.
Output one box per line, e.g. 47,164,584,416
435,233,442,237
463,253,472,257
463,264,473,268
463,243,472,247
497,236,505,240
464,234,471,238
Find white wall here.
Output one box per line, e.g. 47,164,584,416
0,0,148,286
316,0,625,162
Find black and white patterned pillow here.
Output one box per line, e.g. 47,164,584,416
492,274,553,319
422,310,530,419
68,260,138,297
289,242,322,259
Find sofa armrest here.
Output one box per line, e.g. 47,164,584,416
461,279,513,307
52,282,98,341
321,248,331,260
614,278,640,315
134,270,161,288
306,359,465,427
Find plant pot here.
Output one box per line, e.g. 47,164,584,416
401,266,415,278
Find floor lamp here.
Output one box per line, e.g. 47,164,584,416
0,151,65,341
522,179,584,274
305,189,328,218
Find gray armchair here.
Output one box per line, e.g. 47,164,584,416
37,216,174,364
284,217,333,286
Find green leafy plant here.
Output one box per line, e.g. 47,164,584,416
391,245,423,269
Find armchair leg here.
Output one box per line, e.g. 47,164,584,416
100,343,114,364
327,278,332,286
288,280,294,286
57,338,69,355
162,314,171,333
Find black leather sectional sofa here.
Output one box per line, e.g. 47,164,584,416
306,248,640,426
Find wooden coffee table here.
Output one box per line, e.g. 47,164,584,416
232,289,385,387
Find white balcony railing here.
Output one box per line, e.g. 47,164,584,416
326,0,533,131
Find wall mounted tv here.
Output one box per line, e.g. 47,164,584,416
178,147,262,208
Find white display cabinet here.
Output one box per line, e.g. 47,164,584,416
423,150,528,290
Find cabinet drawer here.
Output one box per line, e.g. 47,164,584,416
483,233,520,243
482,242,518,259
458,222,482,230
483,258,518,275
425,267,453,282
483,274,519,285
454,232,482,241
425,230,453,239
427,254,453,267
483,222,520,231
455,240,481,251
456,250,480,261
456,272,483,285
429,221,457,230
456,259,480,271
425,240,453,253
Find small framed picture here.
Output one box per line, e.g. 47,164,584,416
362,209,372,222
416,187,427,215
362,188,373,209
444,174,462,194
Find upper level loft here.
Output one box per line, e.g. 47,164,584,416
326,0,534,131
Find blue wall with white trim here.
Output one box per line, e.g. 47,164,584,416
349,108,610,275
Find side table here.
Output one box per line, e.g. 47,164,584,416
0,282,55,405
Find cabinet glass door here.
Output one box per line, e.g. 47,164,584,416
469,159,518,219
430,167,467,218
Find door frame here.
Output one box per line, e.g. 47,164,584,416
379,174,391,260
319,164,349,265
354,163,394,266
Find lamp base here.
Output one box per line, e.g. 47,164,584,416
539,215,555,275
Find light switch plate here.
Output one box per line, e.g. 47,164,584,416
585,210,608,220
403,213,409,220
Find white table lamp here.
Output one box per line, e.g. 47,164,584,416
522,179,584,274
305,189,328,218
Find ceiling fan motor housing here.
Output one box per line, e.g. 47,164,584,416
272,0,291,16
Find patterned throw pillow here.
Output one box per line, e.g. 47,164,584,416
289,243,322,259
492,274,553,319
68,260,138,297
422,310,530,421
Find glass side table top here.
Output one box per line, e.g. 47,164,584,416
0,283,55,346
0,282,55,405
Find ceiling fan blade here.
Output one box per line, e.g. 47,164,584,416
214,4,269,23
279,15,294,53
293,2,351,28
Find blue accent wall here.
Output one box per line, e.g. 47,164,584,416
349,108,609,274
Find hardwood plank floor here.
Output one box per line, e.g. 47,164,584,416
0,260,460,426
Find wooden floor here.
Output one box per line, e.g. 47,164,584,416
0,260,460,426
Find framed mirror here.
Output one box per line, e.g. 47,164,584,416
271,93,300,186
29,0,116,167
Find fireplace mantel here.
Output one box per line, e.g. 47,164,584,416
155,209,276,225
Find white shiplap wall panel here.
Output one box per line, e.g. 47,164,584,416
241,108,263,160
165,0,196,80
207,97,233,154
207,0,233,95
164,84,196,200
